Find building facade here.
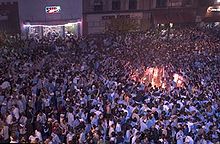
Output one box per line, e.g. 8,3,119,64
83,0,213,35
0,0,216,36
0,0,83,37
20,0,82,38
83,0,154,34
0,0,20,34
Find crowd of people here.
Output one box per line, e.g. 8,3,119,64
0,25,219,144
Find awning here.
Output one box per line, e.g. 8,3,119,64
23,19,81,26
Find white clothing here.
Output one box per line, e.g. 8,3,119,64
131,135,137,144
51,133,61,144
10,140,19,143
43,98,50,107
140,118,148,132
19,116,27,125
66,133,74,142
125,130,131,143
6,114,13,125
35,130,43,142
29,135,36,143
108,127,114,137
12,107,20,120
36,113,47,124
116,123,121,132
185,136,194,144
176,130,184,144
67,112,74,127
17,100,25,113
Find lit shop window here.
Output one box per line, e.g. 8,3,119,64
207,6,220,12
45,6,61,14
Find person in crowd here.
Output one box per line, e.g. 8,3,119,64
0,25,219,143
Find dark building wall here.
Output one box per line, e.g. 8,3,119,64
0,1,20,34
19,0,82,23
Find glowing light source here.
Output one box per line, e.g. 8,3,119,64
23,23,31,28
207,6,220,12
139,67,165,88
162,83,166,89
173,74,179,83
23,22,82,28
170,23,173,28
45,6,61,14
153,68,159,77
173,73,184,87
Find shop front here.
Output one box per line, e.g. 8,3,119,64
19,0,82,38
84,12,144,34
23,20,81,38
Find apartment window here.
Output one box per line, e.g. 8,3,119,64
94,0,103,11
129,0,137,10
156,0,167,8
184,0,192,6
112,0,121,10
199,0,211,6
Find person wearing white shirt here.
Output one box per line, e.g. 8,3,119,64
0,123,9,143
185,135,194,144
79,131,86,143
29,134,36,143
108,124,115,137
116,123,121,132
177,100,184,110
35,129,43,142
197,137,207,144
12,105,20,120
36,112,47,124
125,129,131,143
51,132,61,144
6,112,13,125
163,104,169,113
176,129,184,144
19,114,27,125
19,124,27,138
42,96,50,108
17,99,25,114
140,117,148,132
10,133,19,143
10,138,19,143
131,134,137,144
110,137,116,143
66,131,74,144
108,119,114,128
67,111,74,127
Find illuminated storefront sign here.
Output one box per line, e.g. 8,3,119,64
102,15,130,20
23,21,81,37
207,6,220,12
45,6,61,14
